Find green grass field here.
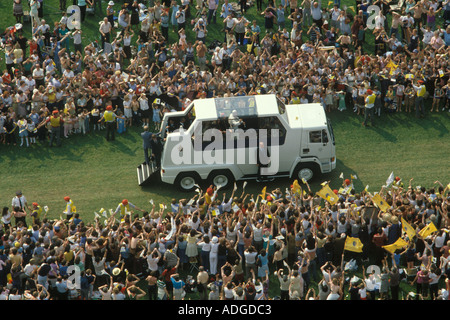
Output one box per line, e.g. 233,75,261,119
1,108,448,222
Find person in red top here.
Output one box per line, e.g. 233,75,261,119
37,109,64,147
372,227,387,265
2,70,12,85
161,257,179,300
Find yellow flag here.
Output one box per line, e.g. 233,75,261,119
401,217,416,240
418,222,437,239
387,60,398,75
260,186,267,200
339,186,352,195
328,1,333,5
372,194,390,212
316,185,338,205
349,6,355,12
382,238,408,254
344,236,364,253
292,180,301,195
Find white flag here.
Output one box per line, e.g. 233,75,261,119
149,199,154,205
386,172,394,187
44,206,49,212
339,172,344,179
243,181,247,190
233,182,238,191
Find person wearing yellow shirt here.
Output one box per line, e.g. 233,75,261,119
113,199,145,219
204,186,217,206
37,109,64,147
362,89,376,127
31,202,43,224
412,80,426,118
98,105,119,141
63,196,76,220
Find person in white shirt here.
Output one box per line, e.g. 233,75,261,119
146,247,161,273
374,11,386,31
420,25,434,46
39,20,51,46
138,93,150,128
99,18,112,50
12,190,28,211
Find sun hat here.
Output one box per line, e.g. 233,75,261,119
108,1,115,5
113,268,121,276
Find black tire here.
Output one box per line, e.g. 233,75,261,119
292,163,319,182
207,170,234,190
175,172,201,192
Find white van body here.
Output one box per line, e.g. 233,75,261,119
158,94,336,191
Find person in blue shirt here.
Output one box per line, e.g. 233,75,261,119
72,213,82,227
170,273,186,300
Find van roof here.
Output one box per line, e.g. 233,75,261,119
192,94,280,121
286,103,328,130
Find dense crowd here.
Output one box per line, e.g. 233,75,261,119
0,0,449,301
0,177,449,300
1,0,450,147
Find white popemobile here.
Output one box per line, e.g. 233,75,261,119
138,94,336,191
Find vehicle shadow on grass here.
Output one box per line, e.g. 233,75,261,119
138,158,362,199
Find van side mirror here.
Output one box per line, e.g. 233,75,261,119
322,130,329,143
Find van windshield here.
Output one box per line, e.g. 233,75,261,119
214,96,257,118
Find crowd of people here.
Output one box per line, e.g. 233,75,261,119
0,0,449,301
1,0,450,147
0,176,449,300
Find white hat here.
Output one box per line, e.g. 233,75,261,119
112,268,121,276
108,1,115,5
212,236,218,244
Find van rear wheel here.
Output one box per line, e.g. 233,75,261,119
175,173,200,192
208,170,234,189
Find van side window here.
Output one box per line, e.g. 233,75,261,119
258,116,287,145
309,131,322,143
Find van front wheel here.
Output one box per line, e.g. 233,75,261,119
293,163,318,182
